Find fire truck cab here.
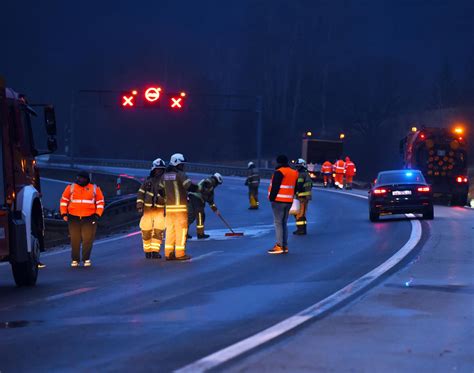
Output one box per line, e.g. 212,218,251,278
0,76,57,286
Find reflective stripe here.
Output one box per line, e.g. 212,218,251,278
298,191,311,196
276,194,293,199
296,221,306,225
70,199,95,204
197,225,204,228
137,199,144,203
176,245,185,250
61,197,70,202
280,185,294,189
144,203,153,207
167,205,187,209
146,192,154,196
60,202,68,206
167,209,187,213
183,179,191,186
96,199,104,203
96,206,104,209
173,181,180,206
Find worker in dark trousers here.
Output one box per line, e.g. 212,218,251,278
60,171,105,267
293,158,313,235
188,173,223,239
136,158,166,259
245,161,260,209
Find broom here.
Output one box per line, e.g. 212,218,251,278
215,211,244,237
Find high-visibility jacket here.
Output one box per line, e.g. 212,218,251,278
245,169,260,187
268,166,298,203
162,167,195,213
321,161,333,174
137,175,165,210
60,183,105,218
296,170,313,200
189,177,217,208
334,160,346,174
345,160,357,176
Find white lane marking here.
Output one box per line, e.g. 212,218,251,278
0,287,97,312
189,251,224,262
44,287,96,301
175,193,423,373
41,177,71,185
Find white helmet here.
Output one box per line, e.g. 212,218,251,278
170,153,186,167
151,158,166,170
296,158,307,168
248,161,255,169
213,172,223,184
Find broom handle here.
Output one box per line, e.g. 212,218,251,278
215,211,236,233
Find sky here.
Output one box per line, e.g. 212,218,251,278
1,0,473,163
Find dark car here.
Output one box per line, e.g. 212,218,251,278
369,169,434,222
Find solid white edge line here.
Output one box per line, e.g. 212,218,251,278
175,192,423,373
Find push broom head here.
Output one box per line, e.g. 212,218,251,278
225,232,244,237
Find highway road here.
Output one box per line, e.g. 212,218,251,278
0,173,457,372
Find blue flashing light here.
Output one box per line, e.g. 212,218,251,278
405,172,413,177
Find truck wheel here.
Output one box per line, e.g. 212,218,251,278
369,209,379,222
423,206,434,220
11,235,40,287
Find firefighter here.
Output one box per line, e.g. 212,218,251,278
162,153,198,261
60,171,105,267
245,161,260,209
321,160,333,187
344,156,357,189
136,158,166,259
267,155,299,255
188,173,223,239
334,158,346,189
293,158,313,235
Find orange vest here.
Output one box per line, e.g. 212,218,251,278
268,167,298,203
321,161,333,173
345,161,356,176
334,160,345,174
60,183,105,218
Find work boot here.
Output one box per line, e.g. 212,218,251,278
83,260,92,267
248,206,258,210
267,244,284,255
37,262,46,269
175,254,191,261
165,252,176,261
293,226,305,235
70,260,79,267
197,233,210,239
145,252,152,259
151,252,162,259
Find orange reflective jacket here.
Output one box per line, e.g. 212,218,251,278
345,160,356,176
321,161,333,173
60,183,105,218
334,160,345,174
268,167,298,203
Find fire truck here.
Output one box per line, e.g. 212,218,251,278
400,126,469,206
301,137,344,181
0,76,57,286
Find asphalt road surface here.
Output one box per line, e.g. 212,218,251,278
0,177,419,372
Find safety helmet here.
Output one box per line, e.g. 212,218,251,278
213,172,223,185
296,158,307,168
248,161,255,169
151,158,166,170
170,153,186,167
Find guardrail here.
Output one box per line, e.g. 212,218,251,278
44,194,139,248
38,154,277,179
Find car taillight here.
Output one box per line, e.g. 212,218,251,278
417,186,431,192
456,176,468,183
373,188,388,195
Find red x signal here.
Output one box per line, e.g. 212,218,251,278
121,90,137,108
171,92,186,109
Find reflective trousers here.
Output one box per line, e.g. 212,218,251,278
248,185,259,208
334,173,344,188
139,208,165,253
165,211,188,258
345,175,354,188
188,195,206,235
294,199,309,234
68,215,97,262
323,173,332,186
